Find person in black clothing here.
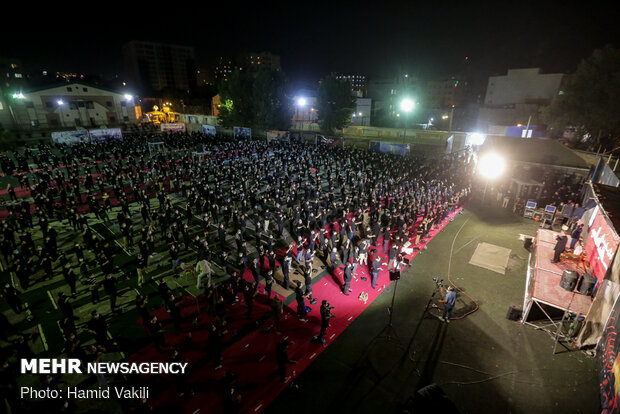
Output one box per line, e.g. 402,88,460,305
319,300,335,342
208,323,224,369
342,262,353,295
242,281,256,318
294,281,308,321
2,283,23,313
552,227,569,263
103,274,119,313
58,292,75,320
276,339,296,382
281,256,292,290
87,311,111,349
167,293,183,335
147,315,167,352
135,294,151,323
304,267,316,305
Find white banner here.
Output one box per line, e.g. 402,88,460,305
161,123,186,132
51,130,89,145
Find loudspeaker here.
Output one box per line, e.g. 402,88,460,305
560,270,579,292
523,237,533,251
506,305,522,321
577,273,596,296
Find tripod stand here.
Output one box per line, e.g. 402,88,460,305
424,278,445,318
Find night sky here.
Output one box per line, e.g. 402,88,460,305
2,1,618,90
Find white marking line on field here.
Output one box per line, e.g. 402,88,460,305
310,353,316,359
330,334,335,340
47,291,58,309
245,344,249,348
347,316,353,321
254,404,263,412
259,355,266,362
193,409,200,414
37,324,48,351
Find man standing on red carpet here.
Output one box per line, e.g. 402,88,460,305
276,340,297,382
318,300,334,343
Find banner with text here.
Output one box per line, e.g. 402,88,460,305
316,134,344,147
369,141,410,156
89,128,123,142
586,208,620,281
233,126,251,140
266,130,289,142
161,123,186,133
201,125,216,137
51,130,89,145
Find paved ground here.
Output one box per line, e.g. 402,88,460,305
266,201,600,414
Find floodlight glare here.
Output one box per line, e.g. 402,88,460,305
297,97,307,107
124,94,133,101
400,98,414,113
478,153,506,180
470,133,486,146
57,99,64,105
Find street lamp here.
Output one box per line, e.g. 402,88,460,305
400,98,414,144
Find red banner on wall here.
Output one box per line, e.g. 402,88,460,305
586,209,620,281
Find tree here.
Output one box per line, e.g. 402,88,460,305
316,75,356,133
542,45,620,151
218,69,291,131
252,69,291,131
217,69,254,128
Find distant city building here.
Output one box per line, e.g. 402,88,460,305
478,68,568,133
335,74,368,96
425,77,465,110
0,58,26,90
122,40,196,94
351,98,371,126
366,74,421,125
237,52,281,74
0,81,137,132
212,56,234,83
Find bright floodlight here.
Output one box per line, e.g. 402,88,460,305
470,133,486,146
57,99,64,105
400,98,414,113
297,97,307,107
124,94,133,101
478,153,506,180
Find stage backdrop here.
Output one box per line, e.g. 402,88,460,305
201,125,216,137
51,130,89,145
89,128,122,142
586,208,620,281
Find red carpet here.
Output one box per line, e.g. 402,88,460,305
126,207,462,413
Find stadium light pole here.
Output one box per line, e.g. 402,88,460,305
296,97,307,130
478,152,506,203
400,98,414,144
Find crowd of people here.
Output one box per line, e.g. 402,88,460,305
0,130,473,413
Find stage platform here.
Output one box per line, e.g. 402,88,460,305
522,228,593,325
